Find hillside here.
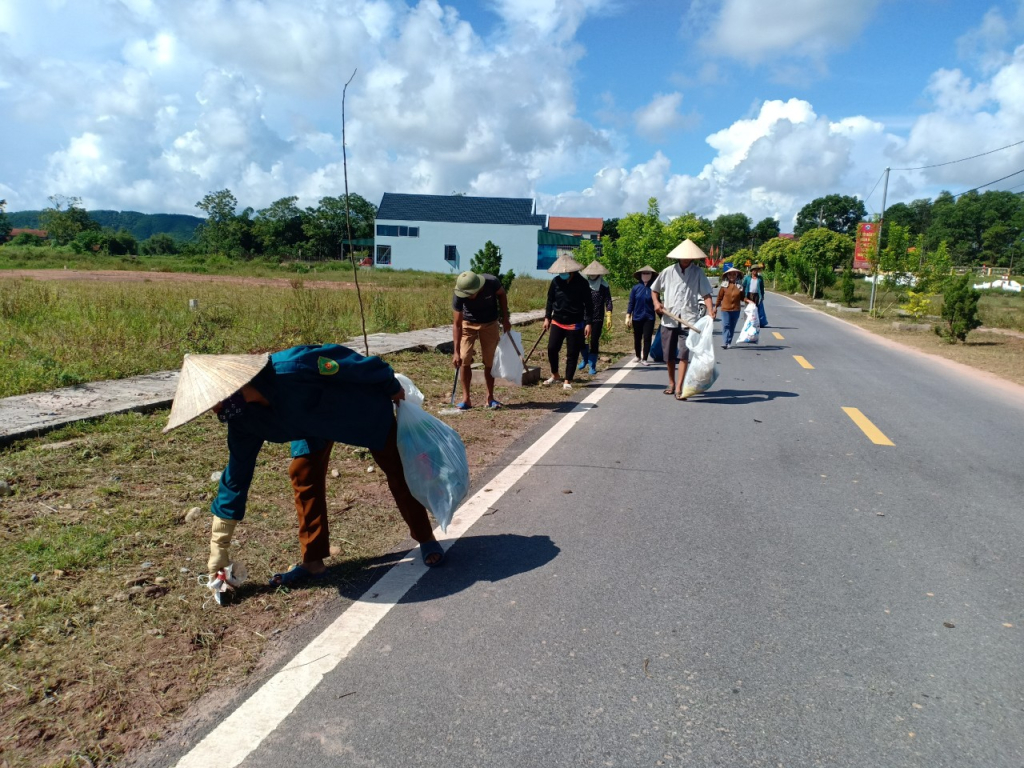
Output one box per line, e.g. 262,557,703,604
7,210,203,241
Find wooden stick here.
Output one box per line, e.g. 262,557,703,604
524,326,547,364
659,309,701,333
449,365,460,405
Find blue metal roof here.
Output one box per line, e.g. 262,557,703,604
377,193,546,226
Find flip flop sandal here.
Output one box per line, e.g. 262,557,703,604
420,540,445,567
675,392,688,401
487,399,503,409
662,388,675,395
269,564,331,587
455,402,472,410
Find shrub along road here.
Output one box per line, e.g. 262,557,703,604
145,295,1024,768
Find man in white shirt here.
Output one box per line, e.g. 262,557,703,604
651,240,715,400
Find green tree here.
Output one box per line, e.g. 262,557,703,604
601,218,620,241
601,198,669,289
302,194,377,259
797,228,853,298
253,196,304,254
840,260,856,306
39,195,99,245
469,240,515,291
937,274,981,343
731,247,755,268
195,189,241,254
664,212,707,251
880,223,912,288
794,194,867,237
711,212,752,256
140,233,179,255
758,237,797,286
751,216,780,247
0,199,10,241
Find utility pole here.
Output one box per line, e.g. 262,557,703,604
868,167,890,315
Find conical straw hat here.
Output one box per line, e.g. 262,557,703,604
163,353,270,432
547,252,584,274
665,239,708,261
633,264,657,279
580,260,609,277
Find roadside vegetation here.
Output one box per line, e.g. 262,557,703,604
0,273,549,398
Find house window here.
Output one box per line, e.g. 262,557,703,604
376,245,392,265
444,245,457,262
375,224,418,237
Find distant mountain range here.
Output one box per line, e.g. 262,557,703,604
8,210,203,241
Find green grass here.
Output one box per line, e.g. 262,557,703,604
0,273,549,397
814,279,1024,332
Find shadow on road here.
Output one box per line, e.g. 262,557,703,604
724,345,787,351
307,535,560,604
404,534,561,602
692,389,798,405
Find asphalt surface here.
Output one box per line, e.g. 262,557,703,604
169,294,1024,767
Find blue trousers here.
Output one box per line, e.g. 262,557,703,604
721,310,740,346
758,300,768,327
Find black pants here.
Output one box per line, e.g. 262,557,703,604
584,322,603,359
632,318,654,359
548,325,585,380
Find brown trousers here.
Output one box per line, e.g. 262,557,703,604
288,422,436,563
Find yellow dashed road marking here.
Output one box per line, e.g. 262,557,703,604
842,407,895,446
772,332,784,340
793,355,814,369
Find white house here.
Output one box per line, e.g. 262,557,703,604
373,193,553,278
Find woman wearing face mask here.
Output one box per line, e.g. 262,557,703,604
578,261,613,376
542,253,593,390
716,266,744,349
626,265,657,364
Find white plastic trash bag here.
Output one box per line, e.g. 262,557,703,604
681,316,718,399
396,397,470,533
491,330,525,385
737,303,760,344
394,373,425,407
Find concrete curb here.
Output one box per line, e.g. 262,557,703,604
0,310,546,445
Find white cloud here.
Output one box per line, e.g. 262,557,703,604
698,0,882,66
633,92,698,141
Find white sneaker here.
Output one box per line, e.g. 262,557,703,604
543,376,560,386
640,358,649,366
562,381,573,391
631,356,640,363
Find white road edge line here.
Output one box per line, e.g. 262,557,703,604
175,361,638,768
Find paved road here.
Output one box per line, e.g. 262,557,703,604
158,294,1024,767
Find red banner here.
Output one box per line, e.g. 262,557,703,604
854,222,879,270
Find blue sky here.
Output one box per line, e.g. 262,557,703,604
1,0,1023,230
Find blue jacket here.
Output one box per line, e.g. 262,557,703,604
742,275,765,302
212,344,401,521
627,282,656,322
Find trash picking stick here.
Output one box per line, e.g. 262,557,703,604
449,365,460,405
659,309,701,333
524,326,548,364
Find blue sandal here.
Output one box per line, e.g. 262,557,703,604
269,564,331,587
455,401,472,410
420,540,445,567
487,399,502,409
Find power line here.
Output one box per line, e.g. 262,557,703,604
953,166,1024,198
862,169,886,212
891,138,1024,171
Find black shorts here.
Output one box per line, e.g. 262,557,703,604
660,326,690,363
